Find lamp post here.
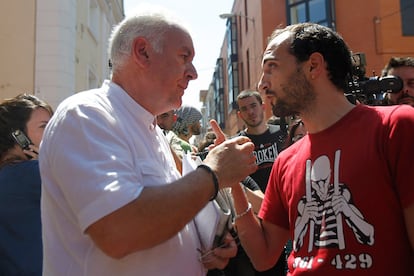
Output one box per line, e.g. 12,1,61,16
219,13,255,24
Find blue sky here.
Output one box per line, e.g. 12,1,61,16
123,0,234,109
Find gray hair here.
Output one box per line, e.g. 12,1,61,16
108,5,189,72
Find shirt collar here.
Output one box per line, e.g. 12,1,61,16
104,80,157,131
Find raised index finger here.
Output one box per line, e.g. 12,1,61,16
209,119,226,145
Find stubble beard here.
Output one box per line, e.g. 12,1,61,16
398,95,414,107
191,124,201,135
270,67,316,117
245,112,264,128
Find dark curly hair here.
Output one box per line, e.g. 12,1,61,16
0,94,53,163
270,23,353,91
381,56,414,77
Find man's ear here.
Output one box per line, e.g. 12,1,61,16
308,52,324,78
237,110,242,118
132,37,150,66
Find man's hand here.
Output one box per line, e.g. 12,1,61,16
200,233,237,270
204,120,257,189
209,119,226,147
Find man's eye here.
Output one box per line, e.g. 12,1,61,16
263,62,277,72
268,63,277,68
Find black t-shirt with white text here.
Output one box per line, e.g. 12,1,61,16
237,125,286,192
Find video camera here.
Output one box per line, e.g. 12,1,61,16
346,53,403,105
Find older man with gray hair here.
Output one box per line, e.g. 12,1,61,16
39,6,257,275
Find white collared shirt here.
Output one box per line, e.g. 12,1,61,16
40,80,204,275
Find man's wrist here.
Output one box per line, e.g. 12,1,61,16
197,164,219,201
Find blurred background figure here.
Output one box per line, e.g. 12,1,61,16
381,56,414,106
156,109,177,135
280,117,307,265
236,90,286,192
267,115,288,135
229,90,287,276
284,118,307,148
171,104,203,156
197,131,217,160
0,94,53,276
156,110,183,173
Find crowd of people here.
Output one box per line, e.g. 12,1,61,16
1,5,413,276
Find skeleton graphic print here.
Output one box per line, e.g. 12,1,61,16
293,151,374,253
259,104,414,274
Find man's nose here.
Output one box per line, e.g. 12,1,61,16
401,84,411,95
258,74,268,93
187,63,198,80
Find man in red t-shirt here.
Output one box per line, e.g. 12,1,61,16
229,23,414,275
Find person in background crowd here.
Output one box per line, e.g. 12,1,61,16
39,7,257,276
236,90,286,193
266,115,282,130
196,131,265,276
235,90,287,216
228,90,287,276
267,115,288,135
156,109,183,173
0,94,53,276
156,109,176,135
280,117,307,270
198,131,217,153
196,131,264,215
171,104,203,156
266,115,280,126
381,56,414,106
284,119,307,148
230,22,414,275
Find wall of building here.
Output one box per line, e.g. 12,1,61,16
0,1,36,99
375,0,414,64
75,0,121,94
0,0,123,109
209,0,414,136
334,0,414,76
35,0,77,108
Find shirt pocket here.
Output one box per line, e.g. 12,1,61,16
136,160,176,187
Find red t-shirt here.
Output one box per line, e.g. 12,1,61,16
259,104,414,275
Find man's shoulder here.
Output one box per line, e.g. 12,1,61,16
236,125,286,141
355,104,414,124
236,125,281,137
